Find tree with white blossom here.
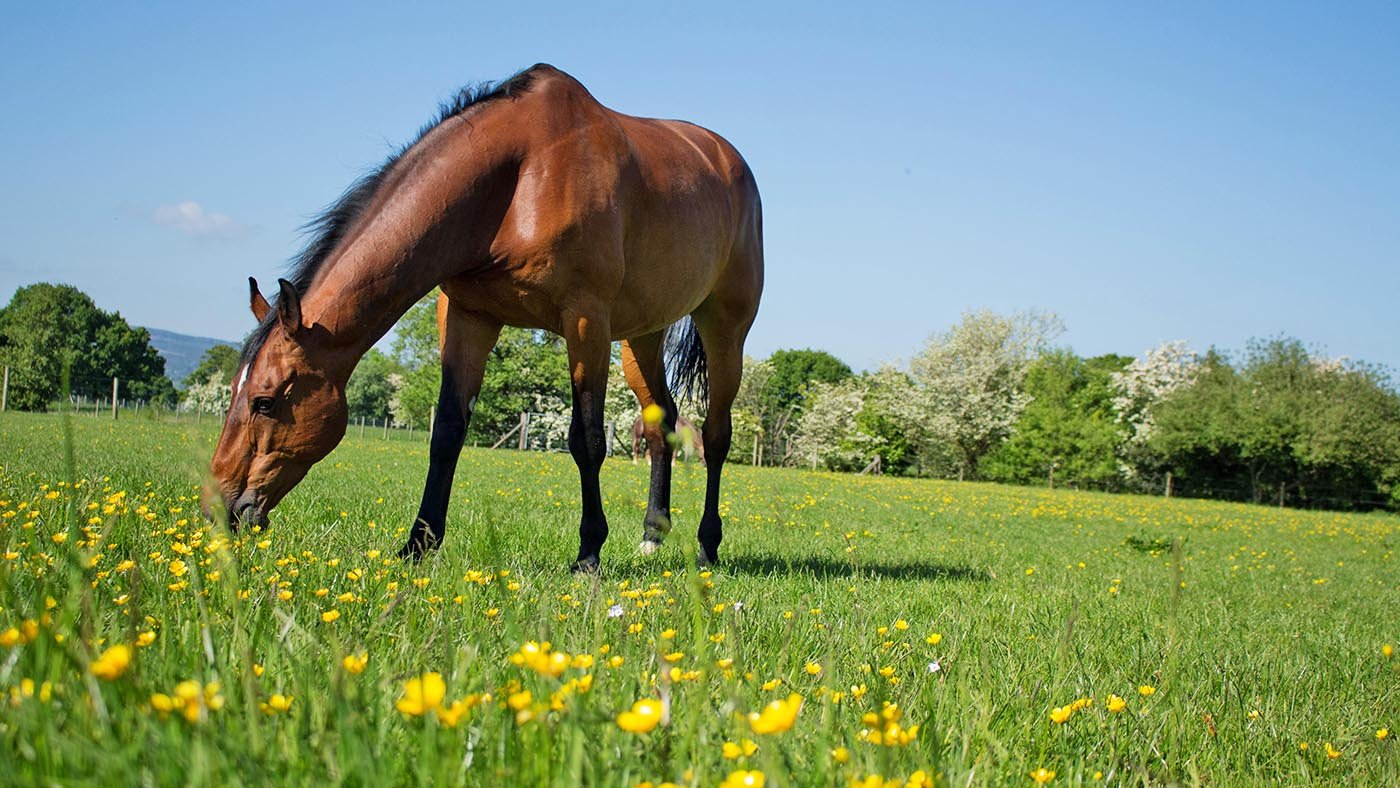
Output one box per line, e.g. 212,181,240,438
901,310,1063,480
182,369,232,415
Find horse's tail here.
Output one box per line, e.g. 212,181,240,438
666,317,708,405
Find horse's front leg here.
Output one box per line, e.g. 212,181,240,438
399,298,500,560
564,306,612,572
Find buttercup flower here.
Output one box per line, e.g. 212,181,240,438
617,698,664,733
396,673,446,716
90,644,131,680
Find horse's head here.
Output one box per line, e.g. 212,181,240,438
203,278,348,528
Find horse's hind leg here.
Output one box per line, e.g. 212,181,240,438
692,286,760,565
620,332,678,554
400,296,501,559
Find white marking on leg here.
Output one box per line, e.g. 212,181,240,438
639,540,660,556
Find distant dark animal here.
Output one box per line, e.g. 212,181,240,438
203,64,763,571
632,415,705,465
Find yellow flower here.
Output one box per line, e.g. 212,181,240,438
321,609,340,623
831,746,850,764
748,693,802,735
396,673,446,716
90,644,132,680
925,633,942,646
436,695,483,727
168,559,187,576
0,628,20,648
1324,742,1341,759
1384,644,1394,659
509,641,571,677
136,631,157,647
259,693,294,714
718,770,764,788
342,652,368,674
642,404,665,426
1049,706,1072,724
617,698,664,733
1030,767,1056,784
1105,694,1126,713
893,619,909,631
1376,728,1389,740
722,739,759,759
1138,685,1156,696
805,662,823,676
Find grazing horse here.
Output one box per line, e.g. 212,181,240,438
203,64,763,571
631,414,705,465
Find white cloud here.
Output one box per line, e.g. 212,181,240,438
152,202,245,237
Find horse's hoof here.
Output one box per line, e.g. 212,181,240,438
638,540,662,556
571,556,601,574
696,543,718,567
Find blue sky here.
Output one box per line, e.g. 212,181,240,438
3,2,1397,373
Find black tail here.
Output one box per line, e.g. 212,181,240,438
665,317,708,405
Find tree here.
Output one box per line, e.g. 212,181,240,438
183,369,232,414
0,283,176,409
791,369,912,473
983,351,1129,488
383,294,573,438
345,348,398,421
183,345,240,389
1148,338,1400,509
902,310,1063,479
739,349,853,465
471,328,570,442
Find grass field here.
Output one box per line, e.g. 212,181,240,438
0,411,1396,786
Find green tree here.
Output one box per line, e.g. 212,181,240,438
756,349,852,464
0,283,176,409
983,351,1129,488
346,349,399,421
470,328,570,442
1150,338,1400,509
383,294,571,439
183,345,240,389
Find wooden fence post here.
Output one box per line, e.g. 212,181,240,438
1165,471,1173,498
111,377,119,420
383,417,390,440
359,415,365,438
1,366,8,412
518,412,529,451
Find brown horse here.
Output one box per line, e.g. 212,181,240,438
204,64,763,571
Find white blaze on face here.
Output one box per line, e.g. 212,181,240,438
233,364,250,397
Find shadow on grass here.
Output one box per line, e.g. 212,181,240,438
724,553,989,583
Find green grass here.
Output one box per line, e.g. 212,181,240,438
0,411,1396,785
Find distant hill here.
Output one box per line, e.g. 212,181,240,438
144,327,237,388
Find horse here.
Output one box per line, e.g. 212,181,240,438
631,414,705,465
203,64,763,571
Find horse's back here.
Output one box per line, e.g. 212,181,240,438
468,65,761,336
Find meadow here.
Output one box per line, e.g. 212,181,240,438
0,411,1395,786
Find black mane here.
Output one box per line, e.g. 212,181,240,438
239,65,542,368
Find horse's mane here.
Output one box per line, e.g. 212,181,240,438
239,65,542,368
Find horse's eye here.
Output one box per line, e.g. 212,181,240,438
251,396,275,415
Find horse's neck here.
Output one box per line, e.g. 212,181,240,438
297,142,513,379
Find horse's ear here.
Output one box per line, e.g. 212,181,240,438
276,279,304,335
248,277,271,322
